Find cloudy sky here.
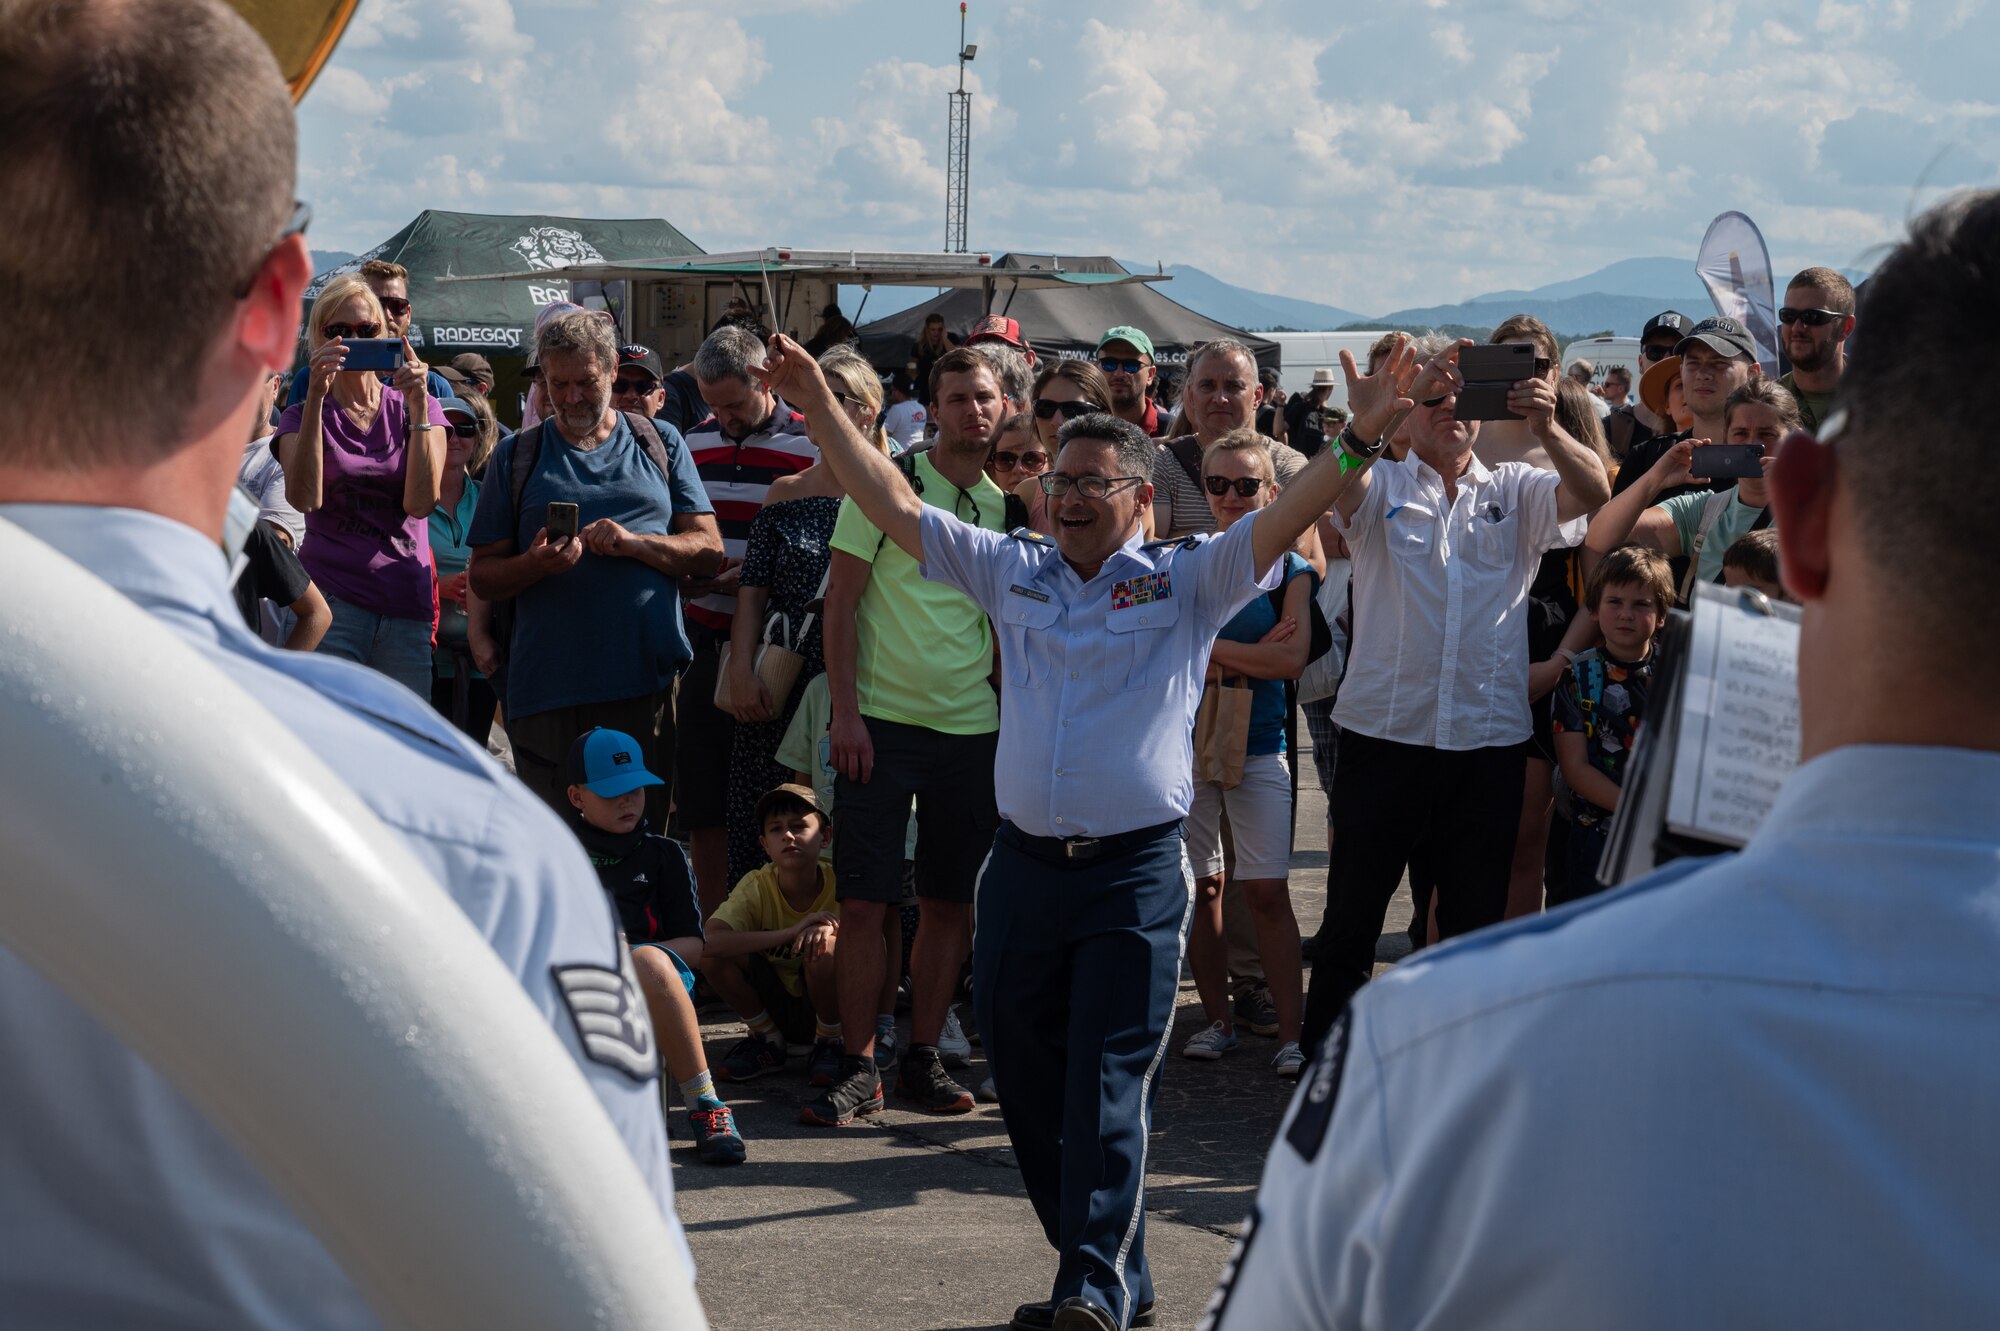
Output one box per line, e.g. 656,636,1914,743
299,0,2000,314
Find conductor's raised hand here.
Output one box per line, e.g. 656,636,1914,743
753,333,835,412
1340,335,1418,443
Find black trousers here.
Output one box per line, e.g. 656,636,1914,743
1302,731,1528,1051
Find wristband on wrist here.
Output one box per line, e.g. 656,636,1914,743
1336,424,1384,474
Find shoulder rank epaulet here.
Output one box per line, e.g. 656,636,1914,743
1007,526,1055,545
1141,534,1203,552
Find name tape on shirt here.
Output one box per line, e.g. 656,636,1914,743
551,949,658,1083
1284,1005,1350,1162
1111,570,1172,611
1008,583,1051,603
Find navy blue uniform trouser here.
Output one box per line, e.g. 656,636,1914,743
972,822,1192,1328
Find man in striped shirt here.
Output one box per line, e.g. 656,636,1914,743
680,325,819,912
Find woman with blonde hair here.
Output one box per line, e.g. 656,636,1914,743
720,347,891,883
275,272,447,694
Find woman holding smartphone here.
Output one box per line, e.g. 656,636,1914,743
276,273,447,694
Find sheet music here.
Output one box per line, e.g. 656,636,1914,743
1664,584,1802,847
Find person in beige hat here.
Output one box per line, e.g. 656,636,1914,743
1286,366,1340,458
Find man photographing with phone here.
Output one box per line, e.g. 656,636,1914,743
469,310,723,824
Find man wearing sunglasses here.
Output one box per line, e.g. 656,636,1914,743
1776,267,1856,434
754,326,1420,1331
1097,325,1164,437
1606,310,1691,464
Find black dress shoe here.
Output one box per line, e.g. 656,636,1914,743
1051,1296,1117,1331
1011,1297,1155,1330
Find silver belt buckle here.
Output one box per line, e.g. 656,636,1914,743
1061,836,1100,861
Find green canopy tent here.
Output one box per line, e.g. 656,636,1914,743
303,211,704,412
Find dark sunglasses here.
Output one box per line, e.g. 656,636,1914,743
447,422,480,438
1640,342,1678,361
1778,306,1844,327
1421,392,1453,408
1203,475,1266,497
992,450,1050,471
1097,357,1145,375
322,322,382,340
613,377,661,395
1034,398,1096,421
378,296,412,318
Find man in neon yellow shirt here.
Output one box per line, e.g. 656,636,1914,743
806,346,1007,1126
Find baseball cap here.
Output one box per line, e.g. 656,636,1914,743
1097,325,1155,361
564,727,665,798
451,352,495,386
437,395,477,423
967,314,1027,348
753,782,830,829
617,344,665,379
1675,316,1758,362
433,364,470,389
1641,310,1693,344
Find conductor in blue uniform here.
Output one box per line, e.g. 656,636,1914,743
755,333,1420,1331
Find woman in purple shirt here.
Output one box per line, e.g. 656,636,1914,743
276,274,446,694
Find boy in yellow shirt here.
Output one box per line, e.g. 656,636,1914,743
701,785,852,1102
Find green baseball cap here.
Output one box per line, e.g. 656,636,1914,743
1097,326,1155,361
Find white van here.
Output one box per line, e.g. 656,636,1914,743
1560,335,1642,392
1267,331,1394,411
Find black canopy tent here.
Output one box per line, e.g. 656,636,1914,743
857,254,1279,373
303,210,703,412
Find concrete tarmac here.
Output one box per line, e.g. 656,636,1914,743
675,734,1415,1330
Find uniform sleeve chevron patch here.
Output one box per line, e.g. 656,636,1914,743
552,951,658,1083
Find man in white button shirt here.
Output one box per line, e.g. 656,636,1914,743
1300,334,1610,1051
1206,190,2000,1331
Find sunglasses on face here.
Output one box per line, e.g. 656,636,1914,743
992,450,1050,471
378,296,411,318
447,422,479,438
613,377,660,395
1779,306,1844,327
1640,343,1678,361
1038,473,1144,499
1203,474,1266,497
322,322,381,340
1033,397,1096,421
1097,357,1146,375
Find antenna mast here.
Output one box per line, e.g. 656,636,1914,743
945,3,974,253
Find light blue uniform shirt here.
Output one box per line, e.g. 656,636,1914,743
919,507,1278,838
0,505,689,1330
1209,744,2000,1331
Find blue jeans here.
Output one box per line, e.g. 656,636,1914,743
317,594,433,697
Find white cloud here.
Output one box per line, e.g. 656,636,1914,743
297,0,1998,316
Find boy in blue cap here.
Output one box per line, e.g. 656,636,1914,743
566,727,746,1166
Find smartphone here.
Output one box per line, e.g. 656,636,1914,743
546,501,580,542
338,337,404,373
1690,444,1766,480
1453,343,1538,421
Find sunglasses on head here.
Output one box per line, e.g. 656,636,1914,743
1203,474,1265,497
378,296,411,318
1097,357,1145,375
322,322,381,340
613,376,660,395
1779,306,1844,327
1034,398,1096,421
992,449,1049,471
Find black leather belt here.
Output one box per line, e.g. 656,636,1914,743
998,819,1181,869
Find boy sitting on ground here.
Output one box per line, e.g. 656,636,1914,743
1550,546,1675,906
701,785,849,1098
565,727,746,1166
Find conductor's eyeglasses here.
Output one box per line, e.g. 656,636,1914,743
1039,473,1144,500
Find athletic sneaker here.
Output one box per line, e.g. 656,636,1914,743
976,1076,999,1104
1272,1041,1306,1079
937,1007,973,1068
800,1057,883,1126
1010,1298,1155,1330
807,1037,843,1088
687,1097,746,1165
714,1033,786,1082
1180,1021,1239,1061
1234,986,1280,1038
873,1020,899,1070
896,1044,974,1114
